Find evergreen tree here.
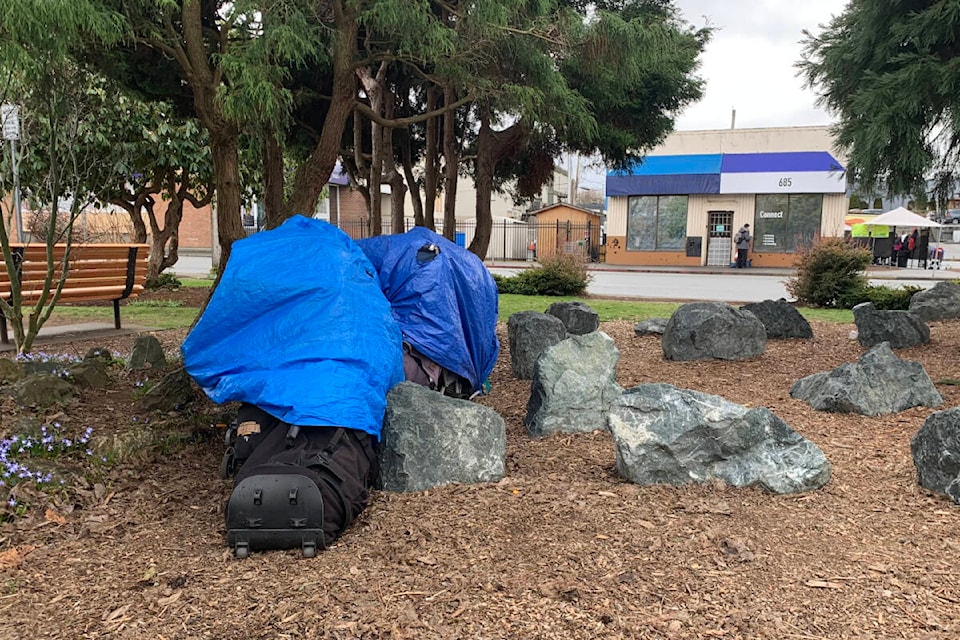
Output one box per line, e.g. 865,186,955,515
800,1,960,199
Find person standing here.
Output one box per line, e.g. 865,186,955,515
734,223,752,268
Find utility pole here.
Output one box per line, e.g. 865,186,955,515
1,104,23,242
574,154,581,206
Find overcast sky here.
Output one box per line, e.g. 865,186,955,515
671,0,845,131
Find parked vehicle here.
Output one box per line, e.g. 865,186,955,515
946,209,960,224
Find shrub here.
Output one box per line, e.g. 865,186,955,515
786,237,872,308
146,272,182,291
837,284,924,310
495,253,591,296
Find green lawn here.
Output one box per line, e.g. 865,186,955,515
49,301,203,329
33,286,854,331
498,294,853,323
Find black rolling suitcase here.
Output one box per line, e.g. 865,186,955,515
222,404,377,558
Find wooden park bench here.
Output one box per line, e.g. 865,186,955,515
0,243,149,344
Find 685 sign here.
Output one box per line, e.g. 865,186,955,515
777,177,792,187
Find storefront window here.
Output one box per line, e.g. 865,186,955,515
627,195,688,251
755,194,823,252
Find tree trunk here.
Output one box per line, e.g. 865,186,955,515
442,84,459,241
263,132,285,229
401,131,423,226
112,192,152,244
381,79,405,235
472,112,529,260
357,66,385,237
129,196,149,244
147,196,180,281
423,86,439,230
180,0,243,270
389,170,407,234
209,132,244,269
284,10,358,218
472,106,495,260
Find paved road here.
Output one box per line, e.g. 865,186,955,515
486,266,957,304
174,253,957,305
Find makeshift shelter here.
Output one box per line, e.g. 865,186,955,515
182,215,405,437
357,227,500,396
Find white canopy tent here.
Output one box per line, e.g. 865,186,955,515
865,206,944,270
865,206,942,230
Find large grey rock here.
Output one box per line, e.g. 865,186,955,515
67,360,111,389
790,342,942,416
662,302,766,361
609,383,830,494
8,373,78,408
83,347,117,365
740,299,813,339
634,318,668,336
911,408,960,503
525,332,623,437
507,311,567,379
19,358,73,375
546,301,600,335
126,335,167,371
852,302,929,349
908,281,960,322
138,368,196,412
0,358,23,383
379,382,506,492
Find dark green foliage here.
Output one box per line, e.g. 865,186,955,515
837,284,923,310
848,194,868,209
786,237,872,308
800,1,960,198
494,254,591,296
146,273,182,291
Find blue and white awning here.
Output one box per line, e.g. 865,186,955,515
607,151,846,196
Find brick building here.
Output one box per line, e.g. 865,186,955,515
177,165,373,251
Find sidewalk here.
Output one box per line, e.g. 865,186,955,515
485,259,960,281
0,322,154,353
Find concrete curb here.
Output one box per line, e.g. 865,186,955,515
484,261,960,282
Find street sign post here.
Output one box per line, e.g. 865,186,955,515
1,103,24,241
1,104,19,141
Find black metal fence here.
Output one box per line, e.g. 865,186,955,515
334,218,602,262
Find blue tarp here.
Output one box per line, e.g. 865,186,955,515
358,227,500,394
181,216,404,438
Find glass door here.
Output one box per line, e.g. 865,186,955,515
706,211,734,267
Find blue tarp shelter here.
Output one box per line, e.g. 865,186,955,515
182,216,404,438
358,227,500,394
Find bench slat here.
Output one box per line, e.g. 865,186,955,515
10,265,147,282
17,287,145,303
1,243,150,343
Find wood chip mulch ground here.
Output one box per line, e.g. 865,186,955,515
1,292,959,639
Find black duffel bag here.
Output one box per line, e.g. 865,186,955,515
223,404,377,558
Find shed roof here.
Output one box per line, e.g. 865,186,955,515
527,202,602,217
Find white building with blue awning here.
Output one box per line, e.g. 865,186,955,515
604,126,848,267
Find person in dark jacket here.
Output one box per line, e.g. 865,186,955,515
734,224,752,268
